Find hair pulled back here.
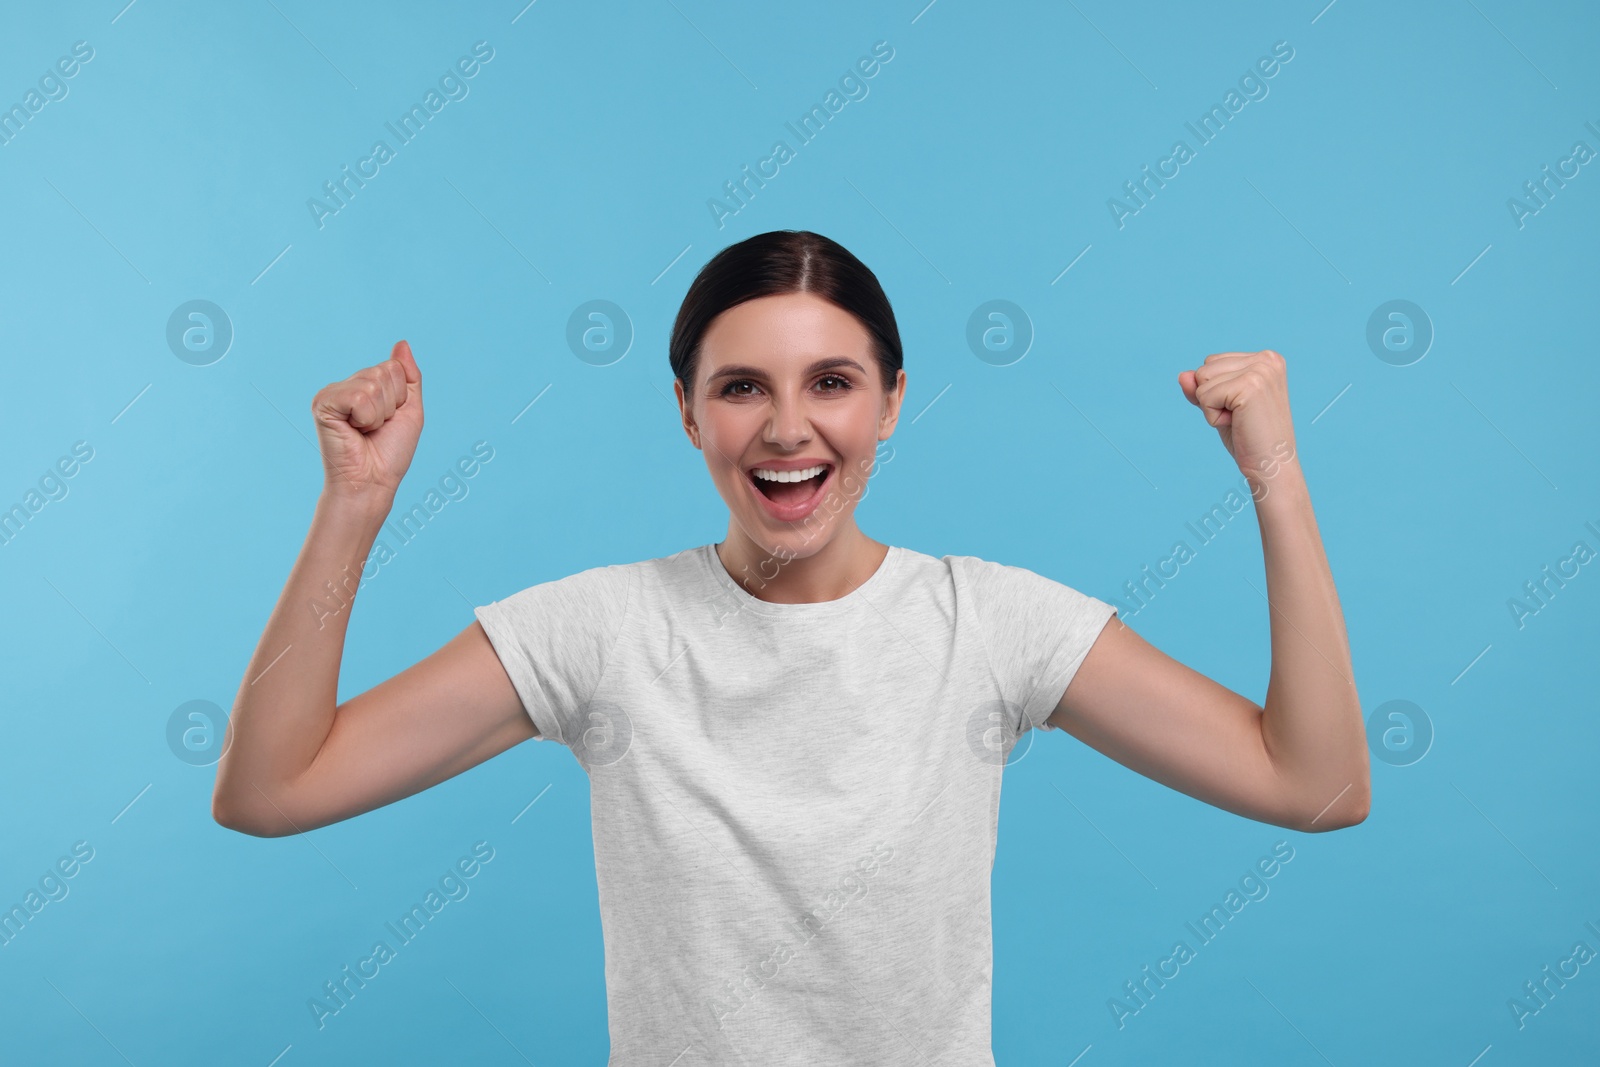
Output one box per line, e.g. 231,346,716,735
669,230,903,395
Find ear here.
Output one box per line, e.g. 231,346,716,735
878,368,906,441
673,377,702,450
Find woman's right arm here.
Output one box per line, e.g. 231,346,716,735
211,341,537,838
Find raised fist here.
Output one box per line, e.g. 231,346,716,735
310,340,424,503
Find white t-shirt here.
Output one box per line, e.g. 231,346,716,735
474,542,1117,1066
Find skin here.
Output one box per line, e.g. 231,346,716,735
673,291,906,605
1050,352,1370,831
212,307,1369,839
211,341,536,837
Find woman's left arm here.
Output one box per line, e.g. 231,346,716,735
1047,349,1371,833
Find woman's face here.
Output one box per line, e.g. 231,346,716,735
674,291,905,559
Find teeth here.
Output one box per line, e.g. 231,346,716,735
753,464,827,483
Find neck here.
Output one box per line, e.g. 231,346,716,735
716,521,887,604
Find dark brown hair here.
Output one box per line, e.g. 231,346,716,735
669,230,903,395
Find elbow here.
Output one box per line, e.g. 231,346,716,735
214,812,290,839
211,761,305,837
211,790,289,838
1296,782,1371,833
211,781,249,835
211,793,259,836
211,788,238,832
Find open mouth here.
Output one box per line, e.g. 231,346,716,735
749,463,832,507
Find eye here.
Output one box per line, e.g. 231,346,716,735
717,374,852,398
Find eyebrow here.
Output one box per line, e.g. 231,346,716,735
705,357,868,383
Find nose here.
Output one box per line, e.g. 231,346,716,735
762,386,813,450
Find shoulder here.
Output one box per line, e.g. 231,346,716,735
931,551,1112,624
868,546,1061,594
485,546,697,603
935,551,1088,589
476,551,695,631
923,550,1044,593
869,547,1038,618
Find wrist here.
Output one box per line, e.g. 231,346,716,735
317,486,394,530
1247,462,1308,511
1238,440,1302,502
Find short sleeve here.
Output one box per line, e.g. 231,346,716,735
473,564,634,744
957,556,1118,733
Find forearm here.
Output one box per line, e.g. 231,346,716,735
213,489,390,828
1252,461,1369,830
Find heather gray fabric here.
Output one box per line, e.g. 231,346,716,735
474,542,1117,1066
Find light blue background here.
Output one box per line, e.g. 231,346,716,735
2,1,1596,1063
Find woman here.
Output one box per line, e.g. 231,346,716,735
212,230,1369,1064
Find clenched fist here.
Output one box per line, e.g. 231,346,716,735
311,340,424,504
1177,348,1297,478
